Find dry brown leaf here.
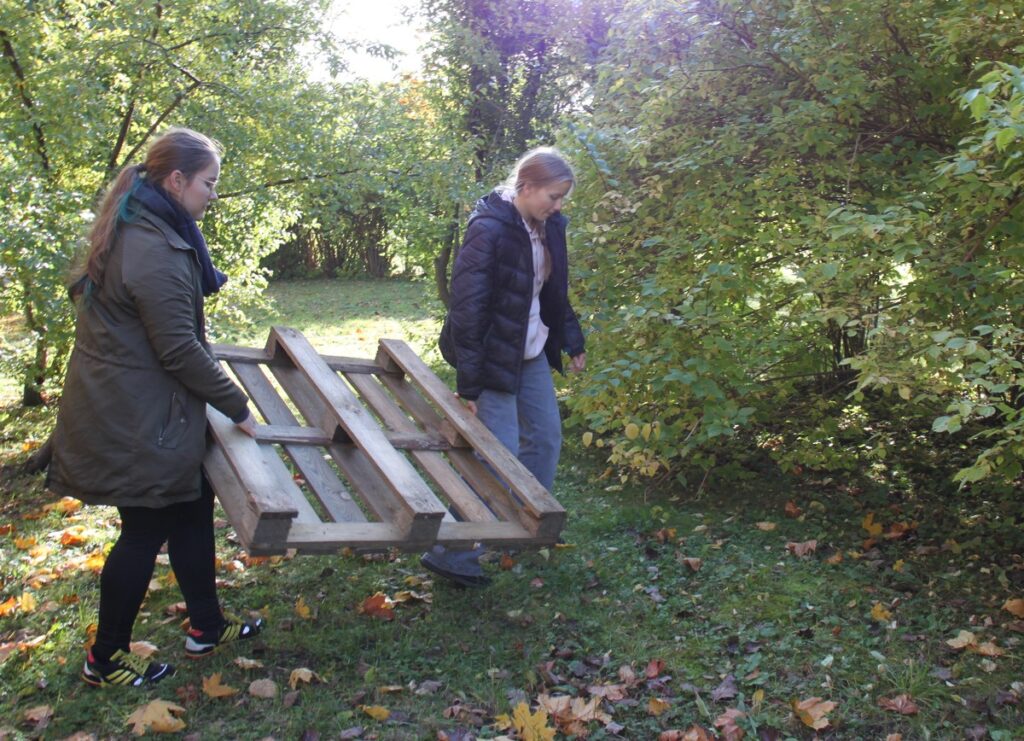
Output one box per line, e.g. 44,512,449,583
248,679,278,699
289,668,321,689
784,500,802,518
60,527,88,547
754,521,776,531
23,704,54,724
499,553,516,570
645,658,665,678
681,557,703,572
199,673,236,698
618,664,638,686
862,512,883,536
234,657,264,670
648,697,671,716
976,641,1004,657
588,683,628,701
786,540,817,557
871,602,893,623
878,694,919,715
791,696,835,730
125,699,186,735
713,708,746,740
1002,598,1024,619
886,735,903,741
357,592,395,621
129,641,159,659
659,728,714,741
14,535,37,549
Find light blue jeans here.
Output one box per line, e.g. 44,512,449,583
475,353,562,490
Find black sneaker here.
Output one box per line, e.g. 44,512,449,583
420,545,492,588
82,648,174,688
185,613,264,658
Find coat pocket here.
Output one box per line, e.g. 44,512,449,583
157,391,190,449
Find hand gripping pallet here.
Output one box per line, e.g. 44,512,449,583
203,326,566,555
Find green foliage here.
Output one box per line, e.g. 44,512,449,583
0,0,351,402
562,0,1024,488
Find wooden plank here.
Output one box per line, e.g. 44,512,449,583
346,372,497,524
230,362,366,524
203,442,288,556
436,521,537,549
376,369,537,529
376,339,565,540
284,521,416,553
266,326,446,543
214,344,387,376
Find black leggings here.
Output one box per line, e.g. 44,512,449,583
92,479,223,662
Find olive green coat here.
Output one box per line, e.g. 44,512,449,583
48,207,248,508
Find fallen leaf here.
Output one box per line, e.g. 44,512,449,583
653,527,677,542
587,683,628,701
538,693,612,735
500,553,516,570
43,497,82,514
0,597,18,617
712,674,738,702
19,592,38,614
130,641,159,659
754,522,776,531
878,694,919,715
645,658,665,678
660,728,714,741
826,551,843,565
295,596,312,620
500,701,555,741
202,673,239,698
862,512,883,537
791,697,835,730
0,523,13,536
14,535,37,549
392,590,431,604
125,700,186,735
886,735,903,741
60,527,89,547
976,641,1004,657
23,704,54,725
648,697,671,716
681,557,703,571
1002,598,1024,619
871,602,892,623
82,551,105,573
284,690,301,708
360,705,390,721
357,592,395,621
947,630,978,650
248,679,278,698
234,657,264,670
786,540,817,557
289,668,321,689
713,708,746,740
784,501,802,518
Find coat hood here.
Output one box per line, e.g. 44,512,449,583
468,189,568,232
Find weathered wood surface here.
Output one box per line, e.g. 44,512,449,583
203,327,566,554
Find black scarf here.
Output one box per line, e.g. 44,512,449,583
130,180,227,297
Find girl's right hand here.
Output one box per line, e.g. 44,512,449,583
235,413,258,437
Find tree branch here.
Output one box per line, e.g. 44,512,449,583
118,80,201,167
0,28,50,172
217,170,360,199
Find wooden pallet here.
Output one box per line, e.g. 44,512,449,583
203,326,566,555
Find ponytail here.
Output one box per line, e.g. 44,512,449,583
76,164,145,287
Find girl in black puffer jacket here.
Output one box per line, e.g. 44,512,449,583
428,148,586,586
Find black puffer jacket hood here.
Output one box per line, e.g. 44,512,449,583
440,190,585,400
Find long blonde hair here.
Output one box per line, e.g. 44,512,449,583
503,147,575,281
79,128,222,286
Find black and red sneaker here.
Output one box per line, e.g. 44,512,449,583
185,613,264,658
82,648,174,688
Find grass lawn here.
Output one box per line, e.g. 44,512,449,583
1,278,1022,739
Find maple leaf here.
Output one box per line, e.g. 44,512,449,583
125,699,187,735
877,694,919,715
357,592,395,621
871,602,892,623
360,705,391,721
712,674,738,702
884,521,916,540
618,664,638,686
947,630,978,650
648,697,671,716
791,697,835,730
713,708,746,740
1002,598,1024,619
784,500,802,518
289,667,321,689
588,683,628,701
786,540,817,557
248,679,278,698
202,673,239,698
862,512,883,536
295,596,312,620
660,729,714,741
508,702,555,741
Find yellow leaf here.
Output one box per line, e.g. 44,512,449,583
360,705,391,721
295,596,312,620
42,497,82,514
791,696,835,730
752,688,765,711
234,657,264,670
625,423,640,440
19,592,37,613
755,521,776,531
976,641,1004,657
60,526,89,547
1002,598,1024,618
582,431,593,447
510,701,556,741
898,385,911,400
83,551,106,573
648,697,671,716
0,597,18,617
125,699,187,735
871,602,892,623
203,673,239,698
892,559,905,573
862,513,883,537
14,535,37,550
947,630,977,650
289,667,320,689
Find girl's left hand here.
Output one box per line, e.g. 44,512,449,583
568,353,586,373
